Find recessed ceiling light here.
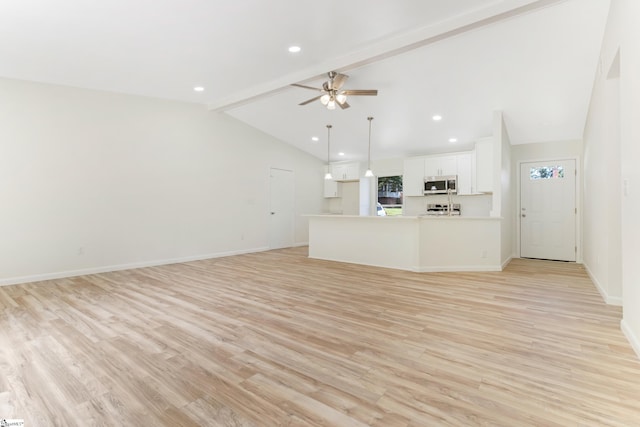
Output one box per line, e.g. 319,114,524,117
449,138,458,143
288,46,301,53
311,136,319,142
432,115,442,121
338,152,345,156
193,86,205,92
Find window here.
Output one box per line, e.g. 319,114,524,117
378,176,403,216
530,166,565,180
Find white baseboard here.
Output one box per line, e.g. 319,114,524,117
621,319,640,361
583,263,623,306
308,254,503,273
416,265,503,273
0,246,270,287
292,242,309,248
501,255,514,270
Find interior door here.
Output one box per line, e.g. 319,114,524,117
269,168,295,249
520,160,576,261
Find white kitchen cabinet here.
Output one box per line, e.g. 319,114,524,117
456,152,473,195
475,137,494,193
403,157,425,196
331,162,360,181
424,154,458,177
324,178,341,198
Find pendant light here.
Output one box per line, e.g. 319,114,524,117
324,124,333,180
364,116,374,177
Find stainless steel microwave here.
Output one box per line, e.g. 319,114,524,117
424,175,457,195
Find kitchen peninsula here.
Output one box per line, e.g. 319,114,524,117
311,111,513,273
307,214,505,272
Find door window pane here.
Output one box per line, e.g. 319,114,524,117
530,166,565,180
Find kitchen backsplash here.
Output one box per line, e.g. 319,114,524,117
404,194,492,217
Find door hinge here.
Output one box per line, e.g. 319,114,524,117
575,207,577,214
575,246,577,253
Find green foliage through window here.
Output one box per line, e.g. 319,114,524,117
378,176,403,215
530,166,564,180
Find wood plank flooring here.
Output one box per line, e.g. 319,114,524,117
1,247,640,426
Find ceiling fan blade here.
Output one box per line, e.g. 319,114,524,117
291,83,321,91
341,89,378,96
337,99,350,109
299,95,322,106
332,73,349,90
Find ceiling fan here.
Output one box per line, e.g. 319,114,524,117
292,71,378,110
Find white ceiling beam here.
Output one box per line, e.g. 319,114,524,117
207,0,567,112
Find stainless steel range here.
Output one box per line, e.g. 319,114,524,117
426,203,461,216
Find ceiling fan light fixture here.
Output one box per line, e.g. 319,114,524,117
294,72,377,110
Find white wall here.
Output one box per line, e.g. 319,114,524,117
619,0,640,358
583,56,622,304
583,0,640,358
511,140,583,162
499,115,513,265
370,157,404,178
0,77,325,285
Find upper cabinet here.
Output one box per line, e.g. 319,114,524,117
424,155,458,177
324,178,341,198
331,162,360,181
475,137,494,193
403,157,425,196
324,162,359,198
404,151,478,197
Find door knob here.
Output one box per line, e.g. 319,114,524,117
270,212,275,215
521,214,526,218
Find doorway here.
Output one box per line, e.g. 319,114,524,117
269,168,295,249
520,160,576,261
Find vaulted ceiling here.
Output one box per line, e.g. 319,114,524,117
0,0,610,162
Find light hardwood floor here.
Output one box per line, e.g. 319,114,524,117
1,247,640,426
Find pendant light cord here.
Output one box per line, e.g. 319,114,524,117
367,117,374,172
326,124,332,165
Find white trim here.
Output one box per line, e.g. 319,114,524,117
293,242,309,248
621,319,640,361
415,265,502,273
309,256,502,273
501,255,514,270
0,246,270,287
583,262,623,306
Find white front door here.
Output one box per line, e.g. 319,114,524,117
269,168,294,249
520,160,576,261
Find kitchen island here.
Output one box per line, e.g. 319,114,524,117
307,214,507,272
